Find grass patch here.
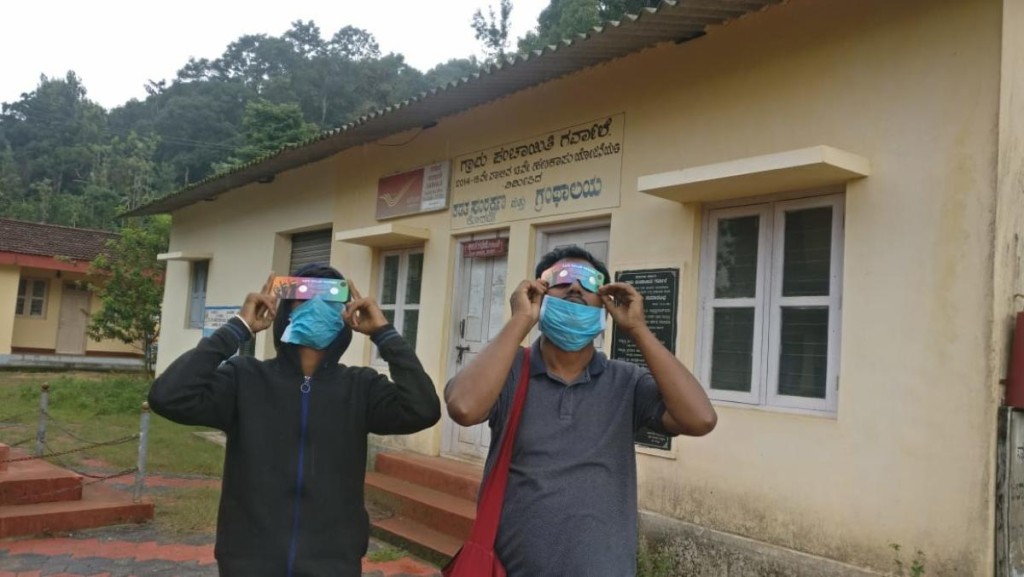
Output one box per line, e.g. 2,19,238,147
367,546,408,563
0,372,224,477
154,486,221,534
637,535,676,577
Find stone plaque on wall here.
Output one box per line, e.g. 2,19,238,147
610,268,679,451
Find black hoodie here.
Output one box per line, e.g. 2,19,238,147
148,308,440,577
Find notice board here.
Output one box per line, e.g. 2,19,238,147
610,268,679,451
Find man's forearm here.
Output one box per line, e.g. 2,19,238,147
445,315,533,425
631,325,717,436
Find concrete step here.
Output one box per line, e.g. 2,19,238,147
0,449,83,505
365,471,476,541
370,515,463,567
0,482,154,538
375,452,482,502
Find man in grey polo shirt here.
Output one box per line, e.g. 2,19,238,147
446,246,717,577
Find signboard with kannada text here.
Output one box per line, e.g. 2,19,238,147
462,238,509,258
450,114,624,229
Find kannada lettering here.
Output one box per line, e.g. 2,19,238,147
451,194,508,226
534,177,602,212
559,118,613,148
451,114,624,228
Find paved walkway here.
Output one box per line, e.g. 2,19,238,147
0,470,441,577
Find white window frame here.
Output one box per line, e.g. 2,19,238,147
698,204,770,406
698,192,844,414
187,260,209,330
16,278,48,318
374,248,423,363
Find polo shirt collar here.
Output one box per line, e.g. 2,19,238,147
529,337,609,380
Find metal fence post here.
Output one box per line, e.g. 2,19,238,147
35,383,49,457
133,402,151,503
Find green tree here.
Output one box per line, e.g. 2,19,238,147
86,216,170,375
472,0,513,62
518,0,660,53
213,99,319,172
146,79,253,186
424,57,483,88
0,18,487,222
81,131,162,228
0,72,107,201
0,143,24,217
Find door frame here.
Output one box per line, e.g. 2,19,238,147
534,217,612,261
56,284,91,355
441,229,510,460
533,218,612,346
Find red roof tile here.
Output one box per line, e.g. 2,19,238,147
0,218,118,262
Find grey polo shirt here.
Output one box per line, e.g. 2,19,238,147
480,338,674,577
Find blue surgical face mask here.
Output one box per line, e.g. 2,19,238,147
538,295,606,352
281,295,345,350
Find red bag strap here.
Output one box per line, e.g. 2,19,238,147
469,347,532,547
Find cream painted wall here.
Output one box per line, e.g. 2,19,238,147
7,268,140,355
156,155,336,373
989,2,1024,571
157,0,1005,574
0,266,19,354
11,268,61,349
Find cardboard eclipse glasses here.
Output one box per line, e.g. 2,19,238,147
271,276,349,302
540,262,605,293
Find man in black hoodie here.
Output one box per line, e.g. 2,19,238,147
148,264,441,577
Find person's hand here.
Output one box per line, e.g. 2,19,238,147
238,273,278,334
509,279,547,326
342,280,390,335
598,282,647,336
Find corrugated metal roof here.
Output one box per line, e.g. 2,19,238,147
128,0,780,217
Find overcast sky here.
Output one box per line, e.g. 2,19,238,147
1,0,550,110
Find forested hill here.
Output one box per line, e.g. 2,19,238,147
0,1,658,232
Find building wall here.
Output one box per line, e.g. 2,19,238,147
8,268,140,355
10,268,62,350
156,156,336,374
0,265,19,355
156,0,1004,574
991,2,1024,571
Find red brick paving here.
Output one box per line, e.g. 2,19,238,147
0,536,217,564
1,532,441,575
1,468,441,576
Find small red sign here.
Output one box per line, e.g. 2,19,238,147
463,238,508,258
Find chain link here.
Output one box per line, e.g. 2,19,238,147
7,436,34,448
42,410,129,445
0,434,138,464
41,441,126,479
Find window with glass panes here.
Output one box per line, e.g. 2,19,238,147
376,249,423,358
16,279,47,317
698,194,843,413
188,261,209,329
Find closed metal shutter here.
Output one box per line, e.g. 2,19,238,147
290,229,333,274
